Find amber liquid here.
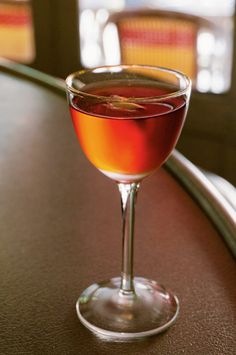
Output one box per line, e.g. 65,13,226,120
70,82,187,182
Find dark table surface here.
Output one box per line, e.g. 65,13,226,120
0,64,236,355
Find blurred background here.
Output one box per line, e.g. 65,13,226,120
0,0,236,186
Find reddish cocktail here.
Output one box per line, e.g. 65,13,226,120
70,83,187,182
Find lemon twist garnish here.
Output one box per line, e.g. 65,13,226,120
106,95,144,111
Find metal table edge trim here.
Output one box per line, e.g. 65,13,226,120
166,150,236,258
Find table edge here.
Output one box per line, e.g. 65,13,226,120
166,151,236,257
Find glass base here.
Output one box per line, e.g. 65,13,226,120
76,277,179,340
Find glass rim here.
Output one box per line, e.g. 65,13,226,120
65,64,191,102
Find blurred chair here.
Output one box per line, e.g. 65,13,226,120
102,9,217,91
0,0,35,63
102,8,236,201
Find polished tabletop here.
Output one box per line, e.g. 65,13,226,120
0,63,236,354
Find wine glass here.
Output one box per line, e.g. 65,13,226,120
66,65,191,340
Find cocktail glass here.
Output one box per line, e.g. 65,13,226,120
66,65,191,340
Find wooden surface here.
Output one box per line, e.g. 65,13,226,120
0,69,236,354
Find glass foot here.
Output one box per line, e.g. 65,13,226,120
76,277,179,340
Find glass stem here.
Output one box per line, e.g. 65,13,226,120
118,182,140,295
